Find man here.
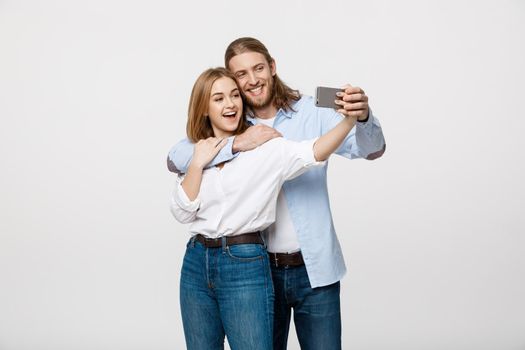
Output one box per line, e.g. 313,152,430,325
168,37,385,350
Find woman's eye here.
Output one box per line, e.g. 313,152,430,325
215,97,223,102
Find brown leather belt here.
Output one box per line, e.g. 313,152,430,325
268,251,304,267
194,232,263,248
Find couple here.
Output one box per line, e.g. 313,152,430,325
169,37,386,350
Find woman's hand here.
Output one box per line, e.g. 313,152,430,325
189,137,228,170
182,137,228,201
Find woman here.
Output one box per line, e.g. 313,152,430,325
171,67,355,350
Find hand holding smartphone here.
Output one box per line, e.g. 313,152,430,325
315,86,344,110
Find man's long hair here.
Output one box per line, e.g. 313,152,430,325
224,37,300,112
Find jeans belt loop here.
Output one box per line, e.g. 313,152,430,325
221,236,227,252
260,231,267,249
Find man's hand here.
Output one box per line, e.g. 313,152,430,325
189,137,228,170
335,84,369,122
232,124,282,152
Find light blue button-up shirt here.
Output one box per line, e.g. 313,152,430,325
167,95,385,287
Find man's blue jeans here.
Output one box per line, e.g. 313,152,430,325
180,238,274,350
271,264,342,350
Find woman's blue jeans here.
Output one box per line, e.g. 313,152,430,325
180,238,274,350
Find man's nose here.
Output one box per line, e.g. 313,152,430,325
247,71,257,85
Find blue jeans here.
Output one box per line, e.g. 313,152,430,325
179,238,274,350
271,264,341,350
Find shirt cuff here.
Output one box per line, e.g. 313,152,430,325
226,136,239,156
355,109,381,136
173,176,201,212
303,138,327,167
206,136,239,169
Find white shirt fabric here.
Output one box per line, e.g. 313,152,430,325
171,138,323,238
266,191,301,253
255,116,300,253
254,116,276,127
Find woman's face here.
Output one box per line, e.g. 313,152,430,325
207,77,243,139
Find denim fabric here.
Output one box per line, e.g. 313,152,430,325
271,264,341,350
180,239,274,350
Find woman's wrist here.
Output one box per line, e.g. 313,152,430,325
188,160,205,172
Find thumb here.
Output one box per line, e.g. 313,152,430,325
216,138,228,149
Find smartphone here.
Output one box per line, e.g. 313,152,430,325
315,86,343,110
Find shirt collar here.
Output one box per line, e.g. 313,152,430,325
278,107,293,119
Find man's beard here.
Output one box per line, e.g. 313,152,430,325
244,79,274,109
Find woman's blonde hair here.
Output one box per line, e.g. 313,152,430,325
186,67,248,142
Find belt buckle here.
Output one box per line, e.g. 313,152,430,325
205,236,219,247
273,253,279,267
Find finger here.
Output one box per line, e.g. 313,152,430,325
341,84,353,90
264,130,281,139
343,109,367,119
262,126,279,134
260,129,281,142
344,86,363,94
204,137,216,145
341,93,368,103
346,110,367,118
337,109,351,117
343,102,368,111
343,87,364,95
257,124,271,130
252,124,268,134
336,99,365,109
214,138,225,147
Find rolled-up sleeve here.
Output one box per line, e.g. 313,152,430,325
170,176,200,223
280,138,325,181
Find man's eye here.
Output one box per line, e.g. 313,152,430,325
256,66,263,71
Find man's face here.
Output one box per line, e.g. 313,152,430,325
228,51,276,109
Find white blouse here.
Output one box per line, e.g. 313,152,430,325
170,137,323,238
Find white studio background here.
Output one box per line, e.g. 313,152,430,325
1,0,524,349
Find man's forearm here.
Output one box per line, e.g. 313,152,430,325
168,137,237,174
231,124,282,153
